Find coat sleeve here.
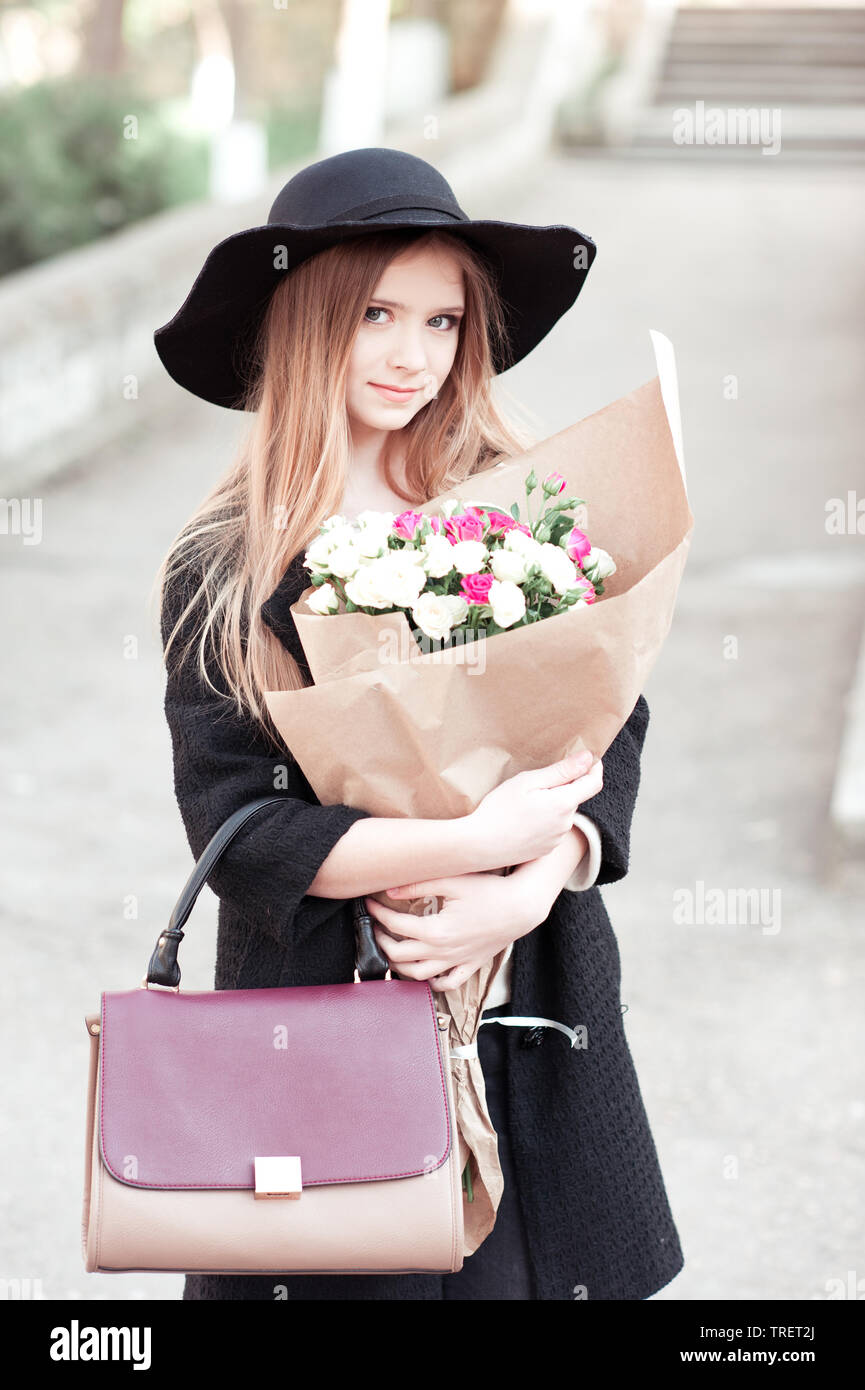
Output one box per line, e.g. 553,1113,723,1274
160,566,374,950
572,693,651,887
562,812,603,892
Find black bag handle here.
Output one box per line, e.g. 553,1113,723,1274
146,795,390,986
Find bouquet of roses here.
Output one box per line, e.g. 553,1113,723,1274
265,332,691,821
301,470,616,650
262,329,694,1254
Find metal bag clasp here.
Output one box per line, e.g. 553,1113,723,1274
254,1155,302,1199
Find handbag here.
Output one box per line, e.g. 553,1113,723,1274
81,795,465,1276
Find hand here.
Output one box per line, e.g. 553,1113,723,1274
364,870,543,992
466,752,603,867
505,821,591,910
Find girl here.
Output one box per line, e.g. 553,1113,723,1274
153,146,684,1301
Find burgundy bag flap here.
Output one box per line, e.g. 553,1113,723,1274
98,980,452,1190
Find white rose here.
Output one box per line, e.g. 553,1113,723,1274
326,543,365,579
384,554,428,608
411,592,460,642
355,534,388,561
582,546,616,582
304,533,336,573
538,542,578,594
488,579,526,629
353,510,395,558
355,509,395,534
450,539,489,575
344,561,392,609
490,547,528,584
306,582,339,615
421,534,457,579
439,499,461,519
444,594,469,625
504,530,544,565
320,522,356,552
321,514,349,532
348,552,427,609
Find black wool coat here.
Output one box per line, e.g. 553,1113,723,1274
161,552,685,1301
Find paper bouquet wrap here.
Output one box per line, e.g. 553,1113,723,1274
263,329,693,1254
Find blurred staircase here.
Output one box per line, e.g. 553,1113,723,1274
630,5,865,158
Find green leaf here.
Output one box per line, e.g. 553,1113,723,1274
549,516,576,544
462,1160,474,1202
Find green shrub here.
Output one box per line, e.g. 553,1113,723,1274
0,75,321,277
264,104,320,170
0,75,209,276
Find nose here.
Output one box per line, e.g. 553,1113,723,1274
386,320,428,375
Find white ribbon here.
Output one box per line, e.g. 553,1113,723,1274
450,1014,581,1059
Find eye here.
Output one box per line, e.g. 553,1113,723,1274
363,306,461,330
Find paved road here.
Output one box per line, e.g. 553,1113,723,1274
2,148,864,1302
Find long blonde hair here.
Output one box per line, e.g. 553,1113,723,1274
151,227,538,746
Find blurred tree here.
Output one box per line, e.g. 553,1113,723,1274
388,0,507,92
218,0,254,120
81,0,127,76
442,0,507,92
390,0,439,17
603,0,644,56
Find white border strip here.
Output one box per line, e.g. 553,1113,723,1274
649,327,687,495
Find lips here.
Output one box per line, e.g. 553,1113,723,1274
369,382,420,402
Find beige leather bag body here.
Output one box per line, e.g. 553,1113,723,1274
81,796,465,1276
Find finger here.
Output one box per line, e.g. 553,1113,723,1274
381,878,470,900
559,757,603,789
430,962,479,991
390,957,452,982
431,976,465,993
373,925,442,964
363,897,421,929
520,752,594,790
572,764,604,803
547,763,603,809
365,899,449,944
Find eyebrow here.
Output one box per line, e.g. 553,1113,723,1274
369,298,465,314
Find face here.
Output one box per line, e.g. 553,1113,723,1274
345,242,465,440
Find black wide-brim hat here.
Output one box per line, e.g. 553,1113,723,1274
154,146,597,410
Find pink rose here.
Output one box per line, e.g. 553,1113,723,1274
429,515,442,534
393,510,424,540
460,572,494,605
565,526,592,565
543,470,567,496
485,510,515,534
573,576,596,604
445,511,485,543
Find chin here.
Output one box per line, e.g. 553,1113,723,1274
361,408,416,430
